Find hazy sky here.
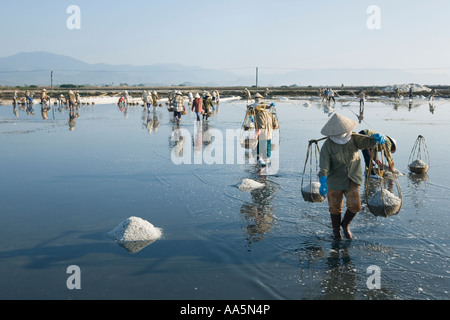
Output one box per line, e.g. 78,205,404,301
1,0,450,74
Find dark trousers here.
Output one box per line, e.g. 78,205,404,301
257,139,271,159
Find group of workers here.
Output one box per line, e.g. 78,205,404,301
242,91,399,241
321,88,336,103
10,86,400,241
13,88,82,109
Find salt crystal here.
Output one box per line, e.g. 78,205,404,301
410,159,427,168
107,216,162,243
368,189,401,207
302,182,321,193
238,178,265,191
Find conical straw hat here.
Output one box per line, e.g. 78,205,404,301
321,113,357,136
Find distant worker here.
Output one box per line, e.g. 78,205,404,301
124,91,130,105
25,90,32,105
75,91,81,106
202,92,214,121
358,90,366,107
394,87,400,100
13,90,18,104
40,89,48,105
323,88,329,102
152,91,159,108
172,91,185,124
59,94,65,105
213,90,220,109
191,93,203,122
429,88,436,102
328,88,335,103
244,88,252,104
142,90,152,109
409,86,413,100
264,88,270,97
68,90,76,110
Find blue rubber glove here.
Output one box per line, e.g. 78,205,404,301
319,176,328,196
373,133,386,144
270,103,275,107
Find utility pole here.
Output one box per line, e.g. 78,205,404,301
51,70,53,92
255,67,258,89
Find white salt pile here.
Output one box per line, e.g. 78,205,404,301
302,182,321,193
301,181,325,202
107,216,162,243
410,159,427,168
380,83,431,93
368,189,401,207
238,178,265,191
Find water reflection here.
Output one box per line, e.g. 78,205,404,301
41,105,51,120
240,180,277,246
142,109,160,133
407,172,429,208
429,103,435,114
320,241,357,299
68,108,80,131
116,239,158,254
169,124,186,158
357,105,364,123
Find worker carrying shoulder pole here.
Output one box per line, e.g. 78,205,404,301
318,113,387,240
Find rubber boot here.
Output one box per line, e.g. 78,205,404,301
341,209,357,239
330,214,342,240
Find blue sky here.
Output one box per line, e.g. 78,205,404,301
1,0,450,74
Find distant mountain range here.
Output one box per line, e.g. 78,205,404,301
0,51,448,87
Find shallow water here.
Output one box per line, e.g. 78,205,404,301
0,97,448,300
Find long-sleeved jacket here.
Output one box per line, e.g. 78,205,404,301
319,134,376,190
254,107,274,140
202,96,213,112
191,97,203,113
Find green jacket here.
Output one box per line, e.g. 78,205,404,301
319,133,376,190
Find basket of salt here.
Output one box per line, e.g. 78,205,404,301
301,181,325,203
364,144,403,217
240,109,257,149
408,159,428,174
240,137,258,149
301,139,325,203
408,135,430,174
367,189,402,217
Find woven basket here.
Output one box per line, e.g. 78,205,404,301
367,203,401,217
240,138,258,149
301,182,325,203
367,189,402,217
301,190,325,203
408,164,428,174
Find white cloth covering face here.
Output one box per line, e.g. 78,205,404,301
330,131,352,144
